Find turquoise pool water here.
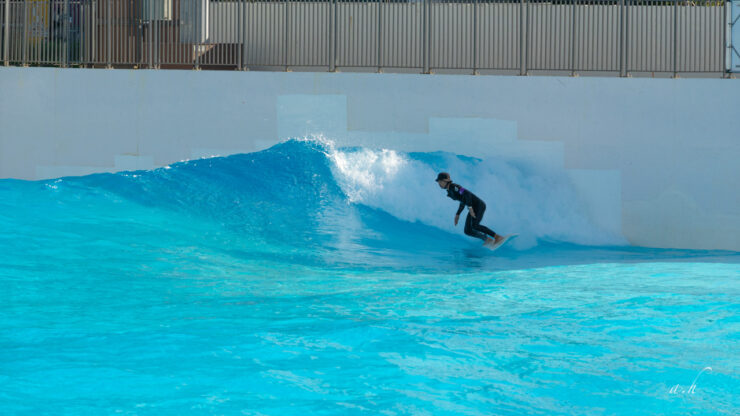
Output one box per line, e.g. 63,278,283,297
1,141,738,415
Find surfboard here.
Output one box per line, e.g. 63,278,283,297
485,234,519,252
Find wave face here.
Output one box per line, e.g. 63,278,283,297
0,140,622,259
0,139,623,270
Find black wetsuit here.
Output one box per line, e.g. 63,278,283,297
446,183,497,241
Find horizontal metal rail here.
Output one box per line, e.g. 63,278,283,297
0,0,729,76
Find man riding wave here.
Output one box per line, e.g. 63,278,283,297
436,172,503,247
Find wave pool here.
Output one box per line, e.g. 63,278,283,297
1,140,738,415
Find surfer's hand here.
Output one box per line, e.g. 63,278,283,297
454,214,459,226
469,207,476,218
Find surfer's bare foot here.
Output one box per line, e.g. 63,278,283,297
484,237,495,246
494,235,504,244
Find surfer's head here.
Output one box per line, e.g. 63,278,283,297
435,172,451,189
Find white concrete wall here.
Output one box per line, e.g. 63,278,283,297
0,67,738,251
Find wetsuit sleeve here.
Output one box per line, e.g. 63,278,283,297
462,190,474,207
458,189,476,215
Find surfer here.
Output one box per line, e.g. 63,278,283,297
436,172,504,247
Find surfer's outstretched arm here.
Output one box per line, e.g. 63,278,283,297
456,201,465,216
454,201,465,225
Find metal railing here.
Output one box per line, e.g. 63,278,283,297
0,0,730,76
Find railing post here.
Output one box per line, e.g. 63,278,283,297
153,0,157,68
619,0,625,76
377,0,381,72
237,0,242,70
63,0,69,67
329,0,335,71
520,0,526,75
423,0,429,74
22,0,27,65
146,0,150,68
3,0,9,65
92,0,97,63
673,0,678,78
147,0,152,68
106,0,111,67
284,0,288,71
473,0,477,74
79,0,83,64
723,0,728,77
571,0,576,76
194,0,200,70
246,0,249,71
333,0,338,71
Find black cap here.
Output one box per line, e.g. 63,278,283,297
435,172,450,182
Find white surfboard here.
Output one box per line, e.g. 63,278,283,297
485,234,519,252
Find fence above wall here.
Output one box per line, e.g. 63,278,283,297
0,0,733,77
